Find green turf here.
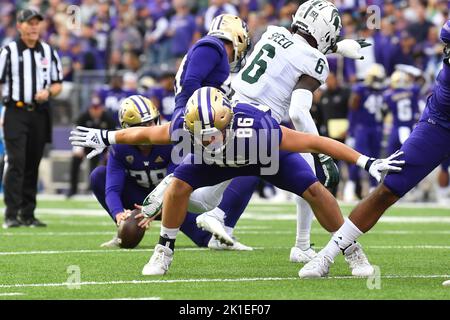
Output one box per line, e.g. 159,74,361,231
0,199,449,300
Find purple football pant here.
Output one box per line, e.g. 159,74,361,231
173,151,318,199
90,166,211,247
384,121,450,197
349,125,383,187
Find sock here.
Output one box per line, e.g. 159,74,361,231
294,196,313,250
159,225,180,251
326,218,363,257
180,212,211,247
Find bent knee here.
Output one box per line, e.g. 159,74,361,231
375,184,399,203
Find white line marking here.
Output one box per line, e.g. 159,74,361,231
0,275,448,289
1,245,448,256
242,213,450,223
0,292,24,296
1,232,116,236
109,297,160,300
236,230,450,235
0,248,209,256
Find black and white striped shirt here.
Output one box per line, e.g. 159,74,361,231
0,38,63,104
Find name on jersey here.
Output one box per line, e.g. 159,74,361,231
392,91,412,101
268,33,294,49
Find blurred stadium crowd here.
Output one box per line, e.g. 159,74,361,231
0,0,449,201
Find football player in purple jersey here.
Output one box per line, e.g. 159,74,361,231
343,64,387,201
299,20,450,278
69,87,403,275
90,95,214,249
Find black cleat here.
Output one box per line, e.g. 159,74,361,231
20,218,47,227
2,218,23,229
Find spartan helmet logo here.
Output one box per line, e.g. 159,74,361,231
331,9,341,31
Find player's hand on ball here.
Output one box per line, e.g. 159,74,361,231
116,209,132,226
134,204,152,229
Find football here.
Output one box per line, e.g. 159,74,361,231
117,209,146,249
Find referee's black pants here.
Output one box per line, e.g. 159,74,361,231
3,105,50,220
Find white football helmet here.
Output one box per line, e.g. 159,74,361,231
291,0,342,54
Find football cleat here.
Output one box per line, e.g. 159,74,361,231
196,213,234,246
344,242,375,277
289,246,318,263
208,237,253,251
142,244,173,276
100,235,121,248
298,254,333,278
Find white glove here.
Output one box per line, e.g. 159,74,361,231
357,150,405,182
69,126,113,159
335,39,371,60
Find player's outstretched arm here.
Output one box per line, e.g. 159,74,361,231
279,126,404,182
69,123,171,159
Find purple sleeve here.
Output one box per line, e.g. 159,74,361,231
181,44,222,102
105,149,127,218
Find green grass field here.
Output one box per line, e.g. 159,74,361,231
0,198,449,300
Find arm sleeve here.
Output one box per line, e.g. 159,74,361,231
0,47,10,84
105,147,127,218
50,48,64,83
181,44,222,100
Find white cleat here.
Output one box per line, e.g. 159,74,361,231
208,237,253,251
298,254,333,278
289,246,318,263
142,244,173,276
100,236,121,248
344,242,374,277
196,213,234,246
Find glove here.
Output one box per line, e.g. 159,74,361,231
69,126,112,159
141,174,174,219
334,39,371,60
318,154,340,189
358,150,405,183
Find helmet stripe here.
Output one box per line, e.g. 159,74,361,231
206,87,214,126
200,88,211,129
197,91,206,129
129,96,144,116
215,15,224,31
137,95,151,117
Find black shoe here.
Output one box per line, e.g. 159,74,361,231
20,217,47,227
2,218,23,229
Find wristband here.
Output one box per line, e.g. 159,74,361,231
356,155,374,171
107,131,116,145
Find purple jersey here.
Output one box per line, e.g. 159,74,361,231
420,62,450,130
148,87,175,121
352,83,385,127
174,36,230,111
105,144,175,216
171,102,282,168
384,85,420,129
172,102,317,194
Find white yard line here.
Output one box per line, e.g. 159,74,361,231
108,297,160,300
0,292,24,296
0,248,208,256
0,245,448,256
0,274,448,289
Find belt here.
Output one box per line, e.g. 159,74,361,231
8,101,37,111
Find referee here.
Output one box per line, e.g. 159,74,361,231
0,9,63,228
